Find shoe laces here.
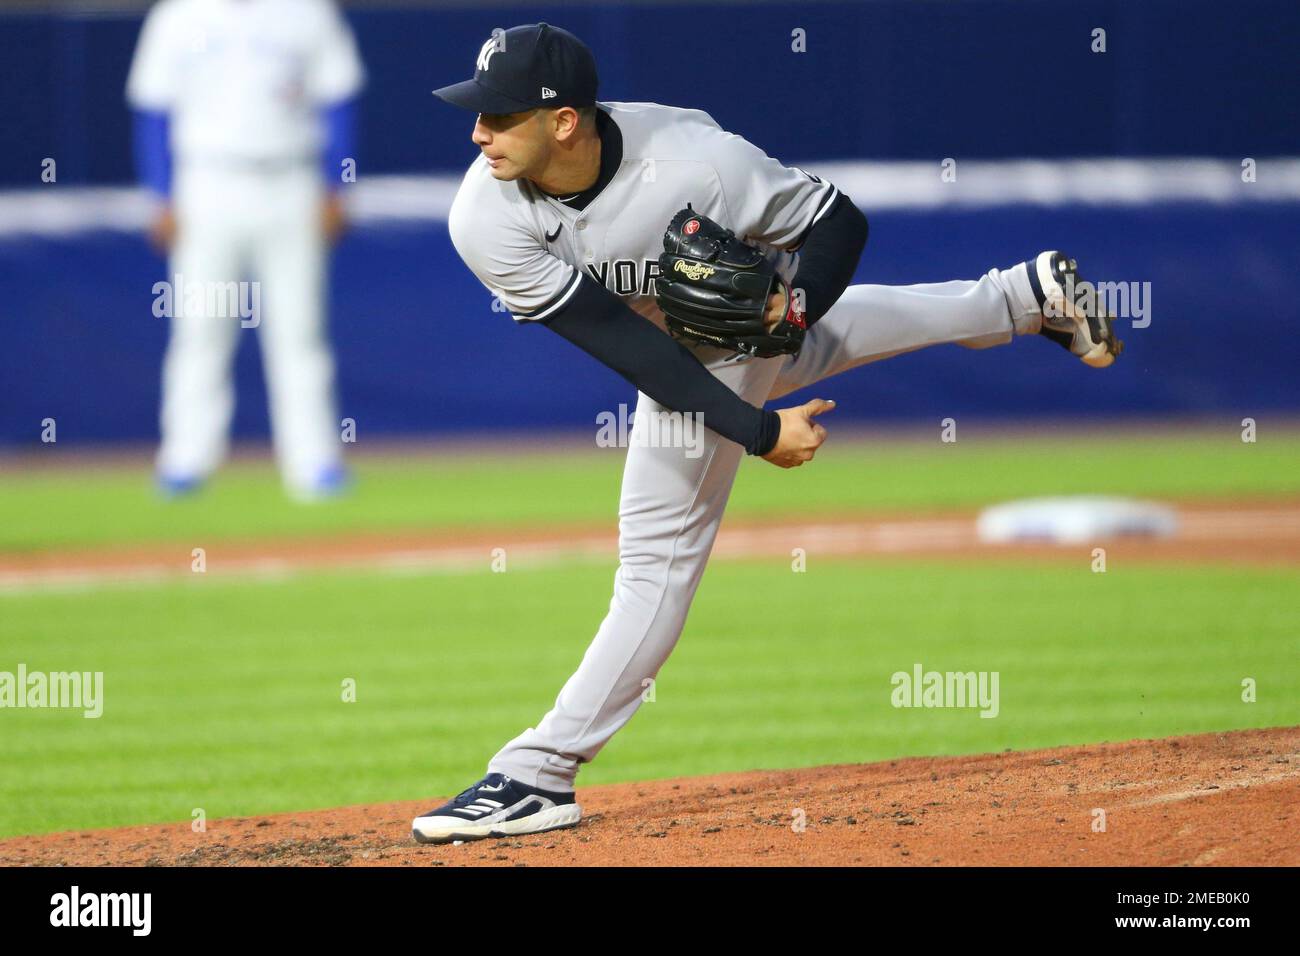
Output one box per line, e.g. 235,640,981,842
451,773,511,806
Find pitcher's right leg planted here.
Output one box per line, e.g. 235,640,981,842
488,353,784,793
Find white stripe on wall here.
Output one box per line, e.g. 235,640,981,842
1,157,1296,239
809,157,1300,209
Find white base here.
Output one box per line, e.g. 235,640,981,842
976,496,1178,545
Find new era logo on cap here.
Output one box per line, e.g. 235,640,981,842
432,22,598,114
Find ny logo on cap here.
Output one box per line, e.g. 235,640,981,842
476,32,506,72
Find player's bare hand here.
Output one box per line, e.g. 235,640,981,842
762,398,835,468
763,286,788,332
148,206,177,254
322,193,348,245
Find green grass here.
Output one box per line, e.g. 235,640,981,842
1,557,1296,838
2,430,1298,553
1,429,1296,839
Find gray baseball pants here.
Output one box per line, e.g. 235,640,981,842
488,262,1041,791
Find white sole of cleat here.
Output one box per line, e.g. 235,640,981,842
411,802,583,845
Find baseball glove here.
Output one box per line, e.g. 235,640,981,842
654,205,807,359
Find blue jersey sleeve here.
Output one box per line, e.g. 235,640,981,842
132,109,172,198
321,97,358,192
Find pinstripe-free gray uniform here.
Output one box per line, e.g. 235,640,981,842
451,101,1043,792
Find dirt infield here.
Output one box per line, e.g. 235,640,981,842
3,499,1299,593
2,726,1295,867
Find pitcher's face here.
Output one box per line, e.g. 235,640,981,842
472,110,547,181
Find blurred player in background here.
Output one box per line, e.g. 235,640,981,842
126,0,365,500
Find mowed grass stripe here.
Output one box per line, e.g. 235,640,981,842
1,557,1295,837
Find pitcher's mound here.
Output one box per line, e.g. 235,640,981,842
3,726,1296,867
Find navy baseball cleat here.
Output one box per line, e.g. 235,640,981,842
411,773,582,844
1027,251,1123,368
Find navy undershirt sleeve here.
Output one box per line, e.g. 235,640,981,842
791,193,868,326
536,276,782,456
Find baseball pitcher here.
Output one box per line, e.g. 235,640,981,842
413,23,1121,844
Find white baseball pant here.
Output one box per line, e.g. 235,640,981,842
156,160,342,495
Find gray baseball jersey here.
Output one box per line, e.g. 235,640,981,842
448,101,840,328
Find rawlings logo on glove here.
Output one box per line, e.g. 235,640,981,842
653,205,807,359
673,259,717,282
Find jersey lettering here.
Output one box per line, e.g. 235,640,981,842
640,260,661,296
583,259,665,297
613,260,638,296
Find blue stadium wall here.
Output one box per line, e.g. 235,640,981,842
5,0,1299,183
2,1,1298,447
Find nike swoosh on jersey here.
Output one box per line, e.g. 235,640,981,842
545,224,563,243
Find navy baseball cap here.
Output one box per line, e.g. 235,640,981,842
433,23,598,115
